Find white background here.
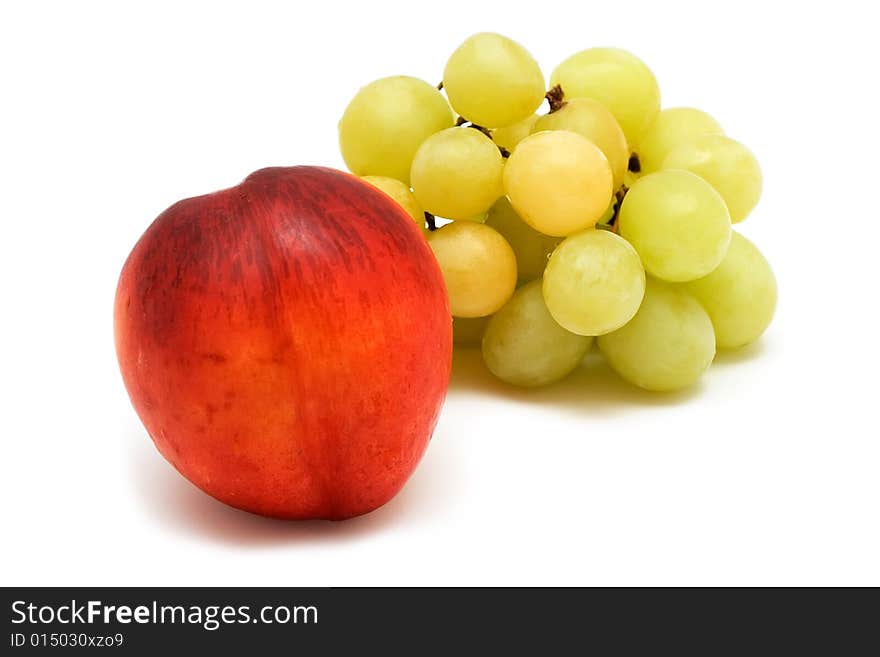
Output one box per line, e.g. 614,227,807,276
2,0,878,586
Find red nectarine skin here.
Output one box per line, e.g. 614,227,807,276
115,166,452,520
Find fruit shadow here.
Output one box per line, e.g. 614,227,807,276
448,347,703,412
711,339,767,366
126,424,462,546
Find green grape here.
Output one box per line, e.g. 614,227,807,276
504,130,613,237
339,76,454,183
453,315,490,346
684,231,776,348
634,107,723,174
491,114,539,152
361,176,426,233
543,229,645,336
550,48,660,146
428,222,517,317
662,134,762,223
443,32,545,128
410,127,504,220
485,197,560,282
533,98,629,188
482,280,593,387
598,278,715,391
619,170,731,282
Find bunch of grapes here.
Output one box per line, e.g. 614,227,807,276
338,33,776,392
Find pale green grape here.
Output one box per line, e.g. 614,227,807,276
662,134,762,223
453,315,490,346
444,33,545,128
428,222,517,317
684,231,776,348
339,76,454,183
598,278,715,391
533,98,629,188
485,197,560,282
491,114,538,152
634,107,723,174
619,170,731,282
482,280,593,387
543,229,645,336
504,130,613,237
550,48,660,146
410,127,504,220
361,176,426,232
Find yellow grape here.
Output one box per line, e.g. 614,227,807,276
635,107,723,174
662,134,762,223
410,127,504,220
339,76,454,183
443,33,545,128
619,170,731,282
597,201,616,226
503,130,613,237
598,278,715,391
428,222,517,317
482,280,593,387
456,212,489,223
485,197,560,282
491,114,539,152
543,229,645,336
361,176,425,232
684,231,776,348
533,98,629,188
550,48,660,146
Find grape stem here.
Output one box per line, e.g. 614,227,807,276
628,154,641,173
451,83,572,157
608,184,629,229
455,116,510,158
545,84,566,113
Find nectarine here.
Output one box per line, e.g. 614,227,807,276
115,166,451,520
